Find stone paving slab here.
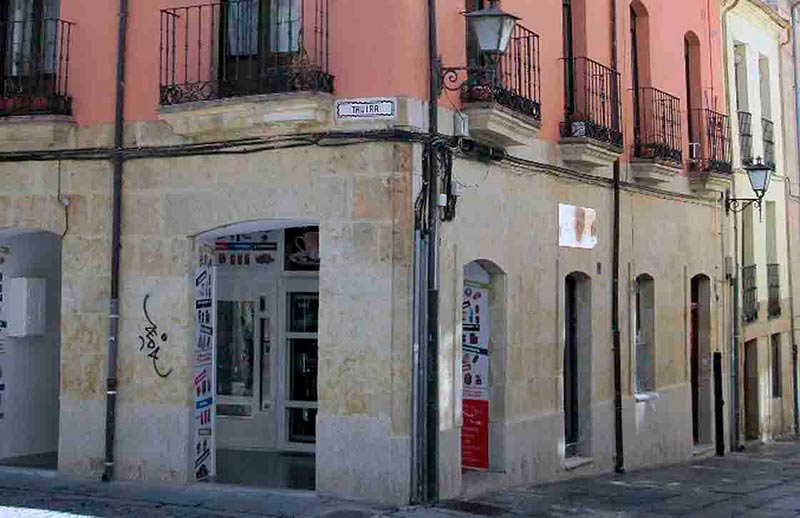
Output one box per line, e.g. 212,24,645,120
2,442,800,517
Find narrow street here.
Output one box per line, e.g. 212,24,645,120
1,441,800,517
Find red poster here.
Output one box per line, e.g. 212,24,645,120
462,399,489,469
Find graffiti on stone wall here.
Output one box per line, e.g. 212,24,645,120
138,294,173,378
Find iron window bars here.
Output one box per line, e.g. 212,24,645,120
743,264,758,323
0,17,72,116
762,118,775,171
767,263,781,319
560,56,623,149
737,111,753,166
688,109,732,175
634,86,682,164
160,0,332,106
462,22,542,122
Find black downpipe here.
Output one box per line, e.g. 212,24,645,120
103,0,128,483
425,0,440,504
610,0,625,474
714,351,725,455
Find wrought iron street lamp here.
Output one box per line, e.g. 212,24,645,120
438,1,519,93
725,157,772,214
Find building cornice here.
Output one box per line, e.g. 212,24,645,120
730,0,791,30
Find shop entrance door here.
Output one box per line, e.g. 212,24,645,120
280,278,319,451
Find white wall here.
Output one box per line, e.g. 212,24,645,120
0,230,61,460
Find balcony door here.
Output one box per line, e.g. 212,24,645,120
219,0,301,96
0,0,58,84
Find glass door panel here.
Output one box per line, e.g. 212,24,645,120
216,300,256,416
283,287,318,448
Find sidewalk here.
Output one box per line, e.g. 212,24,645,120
1,441,800,517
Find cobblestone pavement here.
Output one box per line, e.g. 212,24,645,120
2,442,800,517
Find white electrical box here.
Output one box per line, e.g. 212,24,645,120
8,278,46,337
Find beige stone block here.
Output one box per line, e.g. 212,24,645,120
65,194,91,235
318,175,351,219
62,237,110,278
88,195,112,238
78,278,111,314
0,196,12,226
63,161,109,195
12,195,63,234
353,176,390,219
61,353,104,400
168,237,194,277
318,350,391,417
132,240,168,276
124,160,165,192
75,123,114,149
122,195,163,237
61,313,106,357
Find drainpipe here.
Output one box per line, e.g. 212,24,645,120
788,0,800,440
103,0,128,482
721,0,741,452
411,0,441,504
610,0,624,474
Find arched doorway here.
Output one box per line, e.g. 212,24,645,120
690,274,712,447
461,260,506,472
564,272,592,459
0,229,62,469
193,219,319,489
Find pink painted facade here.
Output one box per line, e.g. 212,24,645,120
60,0,726,167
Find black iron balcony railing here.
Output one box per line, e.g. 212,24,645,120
743,264,758,323
463,23,542,122
689,108,732,174
160,0,332,106
559,57,623,148
762,118,775,170
0,17,73,116
738,111,754,165
634,86,682,164
767,263,781,319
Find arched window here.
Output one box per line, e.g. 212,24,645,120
635,274,655,393
564,272,592,458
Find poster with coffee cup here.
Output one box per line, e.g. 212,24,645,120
285,226,320,271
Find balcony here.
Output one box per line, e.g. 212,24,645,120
762,118,776,171
460,23,542,147
559,57,623,171
743,264,758,324
768,263,781,319
738,111,753,166
159,0,333,107
688,109,732,195
631,86,682,183
0,18,73,116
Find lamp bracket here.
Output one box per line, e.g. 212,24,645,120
725,194,762,215
437,59,499,94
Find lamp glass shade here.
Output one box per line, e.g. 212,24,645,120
466,4,520,55
746,162,771,197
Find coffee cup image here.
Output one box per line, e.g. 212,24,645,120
291,231,320,265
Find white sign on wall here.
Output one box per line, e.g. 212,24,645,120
335,98,397,120
559,203,598,250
